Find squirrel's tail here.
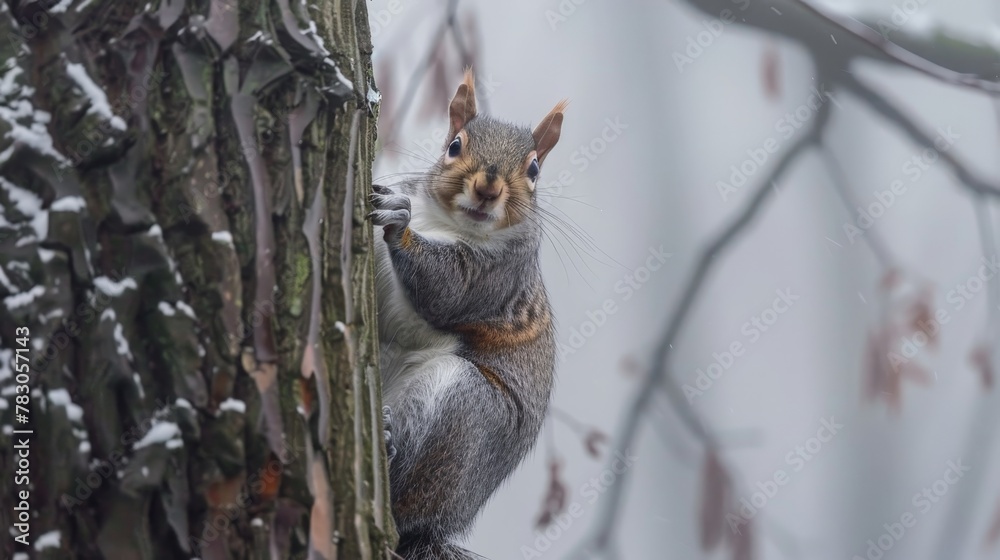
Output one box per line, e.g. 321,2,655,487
395,534,485,560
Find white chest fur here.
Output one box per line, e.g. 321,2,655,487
374,192,465,404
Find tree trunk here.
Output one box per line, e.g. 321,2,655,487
0,0,394,558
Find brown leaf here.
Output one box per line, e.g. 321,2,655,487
863,273,940,413
864,328,901,409
620,355,641,377
909,288,938,348
985,499,1000,548
761,43,780,100
584,430,608,458
863,330,885,402
535,460,568,528
971,344,994,390
880,268,902,291
699,451,729,551
900,361,932,386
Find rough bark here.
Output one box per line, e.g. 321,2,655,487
0,0,393,558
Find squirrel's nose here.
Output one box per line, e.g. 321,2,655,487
475,177,502,201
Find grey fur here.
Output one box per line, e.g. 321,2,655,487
372,115,555,560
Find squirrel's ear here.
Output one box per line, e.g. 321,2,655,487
447,69,477,143
532,99,568,165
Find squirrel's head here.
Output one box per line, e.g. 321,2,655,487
429,70,566,233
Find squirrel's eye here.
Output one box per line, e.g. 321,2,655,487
527,158,539,181
448,136,462,158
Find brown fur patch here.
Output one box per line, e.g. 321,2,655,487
399,227,414,250
455,303,551,353
433,159,473,209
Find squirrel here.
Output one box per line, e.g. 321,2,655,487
369,70,566,559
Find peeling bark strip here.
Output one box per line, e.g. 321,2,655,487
302,181,329,436
230,91,279,364
0,0,393,559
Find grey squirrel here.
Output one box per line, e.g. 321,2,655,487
370,71,565,559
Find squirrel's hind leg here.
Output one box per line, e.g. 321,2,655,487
386,356,521,554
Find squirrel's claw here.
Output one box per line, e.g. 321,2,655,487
369,185,412,232
370,190,411,211
370,209,411,229
383,405,397,463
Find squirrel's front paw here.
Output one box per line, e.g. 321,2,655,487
369,184,411,238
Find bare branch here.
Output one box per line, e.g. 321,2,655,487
680,0,1000,95
566,102,830,558
382,0,490,142
841,74,1000,197
567,0,1000,556
385,17,448,143
793,0,1000,94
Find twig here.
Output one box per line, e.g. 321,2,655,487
974,201,999,336
444,0,472,73
926,108,1000,557
817,145,896,268
549,405,595,434
793,0,1000,94
646,394,700,468
980,100,1000,340
387,17,448,143
445,1,488,114
841,74,1000,198
566,105,828,558
384,0,483,142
